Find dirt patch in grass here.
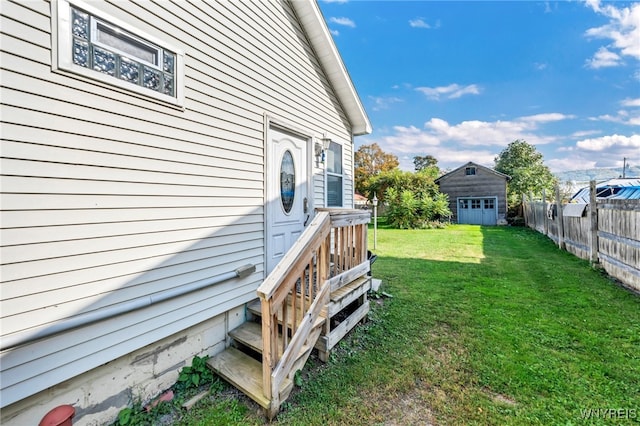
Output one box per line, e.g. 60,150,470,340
482,388,517,407
355,379,437,426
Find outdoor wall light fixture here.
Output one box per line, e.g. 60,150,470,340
315,137,332,164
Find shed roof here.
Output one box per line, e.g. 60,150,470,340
569,178,640,203
435,161,511,183
292,1,371,136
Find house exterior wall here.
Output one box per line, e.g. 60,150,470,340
1,0,356,422
2,306,244,426
437,164,508,223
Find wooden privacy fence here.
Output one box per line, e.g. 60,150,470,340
522,182,639,292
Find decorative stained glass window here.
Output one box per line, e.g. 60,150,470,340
69,5,176,97
280,150,295,214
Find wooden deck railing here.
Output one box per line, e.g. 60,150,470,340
321,209,371,293
256,209,370,416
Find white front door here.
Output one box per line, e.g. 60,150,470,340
266,127,310,274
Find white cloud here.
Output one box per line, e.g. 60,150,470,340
329,17,356,28
560,133,640,169
589,110,640,126
586,47,622,68
360,112,576,171
534,62,548,71
409,18,430,28
330,29,340,36
576,134,640,151
571,130,602,138
585,1,640,66
621,98,640,107
419,114,571,146
518,113,575,123
415,83,481,100
409,18,439,29
369,95,403,111
547,157,598,172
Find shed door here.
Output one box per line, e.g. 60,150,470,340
458,198,497,225
266,127,310,274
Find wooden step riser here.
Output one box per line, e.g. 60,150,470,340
228,320,323,360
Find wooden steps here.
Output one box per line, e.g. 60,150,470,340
328,275,370,316
316,275,371,362
206,346,292,409
208,299,327,414
209,276,372,412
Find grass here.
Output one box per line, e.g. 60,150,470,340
175,224,640,425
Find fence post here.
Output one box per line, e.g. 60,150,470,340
529,192,535,230
555,185,565,250
589,180,598,265
542,189,548,236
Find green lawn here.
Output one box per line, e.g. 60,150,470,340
178,225,640,425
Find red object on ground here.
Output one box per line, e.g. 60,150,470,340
39,405,75,426
145,389,174,412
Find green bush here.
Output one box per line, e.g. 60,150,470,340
385,187,450,229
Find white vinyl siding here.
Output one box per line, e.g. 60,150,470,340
1,0,354,408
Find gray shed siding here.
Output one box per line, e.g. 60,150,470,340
1,0,354,408
436,163,508,224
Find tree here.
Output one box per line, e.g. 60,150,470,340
413,155,438,172
354,143,399,196
367,168,440,205
494,140,557,209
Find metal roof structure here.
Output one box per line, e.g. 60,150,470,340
570,178,640,203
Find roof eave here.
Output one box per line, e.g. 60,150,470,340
291,0,372,136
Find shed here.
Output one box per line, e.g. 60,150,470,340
435,162,510,225
0,1,370,423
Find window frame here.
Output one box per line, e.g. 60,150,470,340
325,141,344,207
53,0,185,107
465,166,476,176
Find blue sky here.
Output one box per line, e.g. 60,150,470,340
318,0,640,174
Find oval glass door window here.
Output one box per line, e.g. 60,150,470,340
280,150,295,214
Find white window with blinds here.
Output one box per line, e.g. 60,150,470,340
326,141,343,207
